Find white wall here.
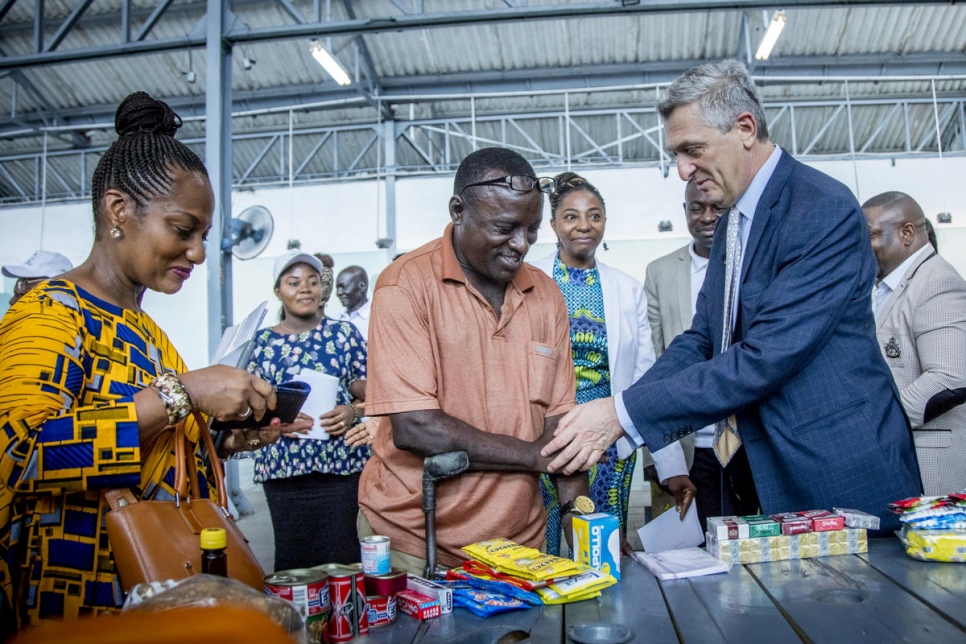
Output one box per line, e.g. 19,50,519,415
3,155,966,369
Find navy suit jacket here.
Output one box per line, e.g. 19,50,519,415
622,150,921,533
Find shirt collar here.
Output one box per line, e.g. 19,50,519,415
881,244,930,291
734,145,783,222
688,241,709,273
440,221,535,292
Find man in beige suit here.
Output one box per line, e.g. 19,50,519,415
644,180,759,530
864,191,966,495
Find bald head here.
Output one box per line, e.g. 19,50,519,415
336,265,369,313
862,191,928,280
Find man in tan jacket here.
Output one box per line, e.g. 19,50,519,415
864,191,966,495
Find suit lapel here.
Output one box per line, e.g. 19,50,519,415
599,262,621,370
740,151,794,284
876,246,937,326
674,245,692,331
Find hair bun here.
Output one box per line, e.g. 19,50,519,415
552,171,583,186
115,91,183,138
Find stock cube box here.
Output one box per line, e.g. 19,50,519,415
572,512,621,580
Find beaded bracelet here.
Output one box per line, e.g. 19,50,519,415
150,372,193,425
349,403,360,426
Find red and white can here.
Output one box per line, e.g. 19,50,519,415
360,535,391,575
264,568,331,643
317,564,370,643
365,595,397,627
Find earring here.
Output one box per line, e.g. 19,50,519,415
110,226,122,239
556,241,562,249
603,242,609,251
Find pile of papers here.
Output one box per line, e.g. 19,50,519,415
453,538,616,605
704,509,871,564
632,548,730,580
891,492,966,562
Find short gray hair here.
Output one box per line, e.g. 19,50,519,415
657,59,769,142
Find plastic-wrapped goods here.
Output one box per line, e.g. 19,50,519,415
461,538,579,581
533,568,616,605
898,527,966,562
445,582,531,618
832,507,881,530
124,575,306,643
706,529,868,564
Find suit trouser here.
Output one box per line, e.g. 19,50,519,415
691,446,760,536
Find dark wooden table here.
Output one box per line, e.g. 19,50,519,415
367,538,966,643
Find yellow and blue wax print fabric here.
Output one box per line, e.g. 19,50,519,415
540,256,636,555
0,280,211,633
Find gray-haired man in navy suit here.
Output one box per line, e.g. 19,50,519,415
543,59,920,533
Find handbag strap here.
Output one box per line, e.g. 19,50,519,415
172,411,229,510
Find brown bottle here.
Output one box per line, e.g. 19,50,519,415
200,527,228,577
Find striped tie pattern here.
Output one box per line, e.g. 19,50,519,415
713,207,743,467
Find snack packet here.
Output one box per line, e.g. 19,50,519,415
445,582,531,618
462,539,579,581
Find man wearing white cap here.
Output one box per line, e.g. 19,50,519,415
3,250,74,306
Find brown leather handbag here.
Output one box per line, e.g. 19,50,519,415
105,412,266,592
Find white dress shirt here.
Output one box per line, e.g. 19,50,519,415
337,298,371,342
873,245,930,318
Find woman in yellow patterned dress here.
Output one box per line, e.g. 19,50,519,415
0,92,308,635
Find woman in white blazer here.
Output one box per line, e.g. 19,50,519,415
533,172,688,554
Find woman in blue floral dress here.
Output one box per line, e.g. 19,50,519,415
248,250,369,569
532,173,659,556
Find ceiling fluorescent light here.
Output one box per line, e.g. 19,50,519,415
309,39,352,86
755,11,786,61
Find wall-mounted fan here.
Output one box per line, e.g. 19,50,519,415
224,205,274,260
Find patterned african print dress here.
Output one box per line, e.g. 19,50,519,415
539,256,637,556
0,280,216,633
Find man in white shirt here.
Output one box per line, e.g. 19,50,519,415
645,179,755,531
336,266,371,341
864,191,966,495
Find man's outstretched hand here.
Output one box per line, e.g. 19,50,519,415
541,397,625,475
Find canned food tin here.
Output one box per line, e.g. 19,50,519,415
265,568,331,615
365,594,397,627
315,564,370,643
265,569,331,643
363,568,407,597
360,535,391,575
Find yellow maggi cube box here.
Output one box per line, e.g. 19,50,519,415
572,513,621,580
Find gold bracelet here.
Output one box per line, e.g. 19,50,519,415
150,372,193,425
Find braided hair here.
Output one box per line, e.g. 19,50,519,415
91,91,208,236
548,171,605,219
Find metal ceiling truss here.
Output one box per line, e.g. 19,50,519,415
0,0,957,71
3,94,963,205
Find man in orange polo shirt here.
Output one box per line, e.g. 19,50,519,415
358,147,588,573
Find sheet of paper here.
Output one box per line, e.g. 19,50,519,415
296,369,340,440
637,501,704,553
211,300,268,366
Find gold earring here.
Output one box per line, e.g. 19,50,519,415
110,227,122,239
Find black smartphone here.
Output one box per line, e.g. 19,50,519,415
210,380,311,432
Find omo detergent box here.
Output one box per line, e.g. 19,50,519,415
572,512,621,580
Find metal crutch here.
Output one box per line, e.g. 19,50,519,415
422,451,470,579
